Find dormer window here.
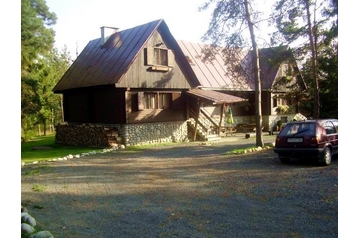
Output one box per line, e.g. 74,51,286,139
145,47,174,71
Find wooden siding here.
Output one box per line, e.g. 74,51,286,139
126,90,185,123
64,91,90,123
63,87,126,124
128,109,184,123
116,31,191,89
261,91,272,116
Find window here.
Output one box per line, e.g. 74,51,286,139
154,48,168,66
273,94,287,107
143,92,172,109
145,47,174,68
324,121,336,134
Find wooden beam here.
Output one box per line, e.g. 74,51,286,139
193,103,201,141
218,103,225,135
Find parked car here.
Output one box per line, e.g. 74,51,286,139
273,119,338,166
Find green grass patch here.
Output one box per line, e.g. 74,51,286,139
223,145,274,155
223,146,258,155
32,184,46,192
21,134,103,163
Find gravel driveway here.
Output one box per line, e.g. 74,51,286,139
21,136,338,238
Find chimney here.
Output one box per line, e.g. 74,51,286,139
100,26,119,45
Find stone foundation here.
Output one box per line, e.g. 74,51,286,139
118,121,188,146
55,121,188,147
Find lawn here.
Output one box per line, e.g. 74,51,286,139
21,134,103,163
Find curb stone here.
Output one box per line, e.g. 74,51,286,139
21,144,125,167
21,206,54,238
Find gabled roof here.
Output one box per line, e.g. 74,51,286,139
53,19,193,92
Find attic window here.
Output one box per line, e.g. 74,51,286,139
145,47,174,70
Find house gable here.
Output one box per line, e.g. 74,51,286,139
116,30,193,89
53,19,199,93
259,46,307,92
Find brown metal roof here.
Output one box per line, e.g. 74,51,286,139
177,41,301,91
53,18,303,93
53,19,165,92
177,40,254,90
185,88,247,105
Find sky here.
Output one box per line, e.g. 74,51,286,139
46,0,214,59
46,0,275,59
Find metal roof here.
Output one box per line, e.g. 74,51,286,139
53,19,165,92
185,88,247,105
177,41,300,91
177,40,254,91
53,18,303,93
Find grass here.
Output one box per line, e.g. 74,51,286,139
21,134,103,163
32,184,46,192
223,145,274,155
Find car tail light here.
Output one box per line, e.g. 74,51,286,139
275,137,281,144
311,135,320,143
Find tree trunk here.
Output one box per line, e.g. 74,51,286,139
305,0,320,119
43,121,47,136
244,0,264,147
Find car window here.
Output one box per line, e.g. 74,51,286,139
280,123,315,136
332,120,338,133
324,121,336,134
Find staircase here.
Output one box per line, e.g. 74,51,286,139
187,108,221,141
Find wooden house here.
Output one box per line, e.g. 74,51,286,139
53,19,306,147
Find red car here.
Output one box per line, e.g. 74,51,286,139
273,119,338,166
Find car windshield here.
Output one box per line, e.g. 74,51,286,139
280,123,315,136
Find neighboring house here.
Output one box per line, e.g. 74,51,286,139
53,19,306,147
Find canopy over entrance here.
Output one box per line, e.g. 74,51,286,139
185,88,247,105
185,89,248,141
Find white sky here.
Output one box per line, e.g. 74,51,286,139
46,0,276,59
46,0,213,59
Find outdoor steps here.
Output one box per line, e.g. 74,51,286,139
187,118,220,141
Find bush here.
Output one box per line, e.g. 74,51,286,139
276,120,283,128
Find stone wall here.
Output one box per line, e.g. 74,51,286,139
55,123,120,148
55,121,188,147
118,121,188,146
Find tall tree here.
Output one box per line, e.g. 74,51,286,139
21,0,57,138
199,0,264,147
21,0,57,72
270,0,335,119
35,47,72,135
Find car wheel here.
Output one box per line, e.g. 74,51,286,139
319,147,332,166
279,156,290,164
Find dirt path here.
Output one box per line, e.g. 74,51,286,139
21,136,338,237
